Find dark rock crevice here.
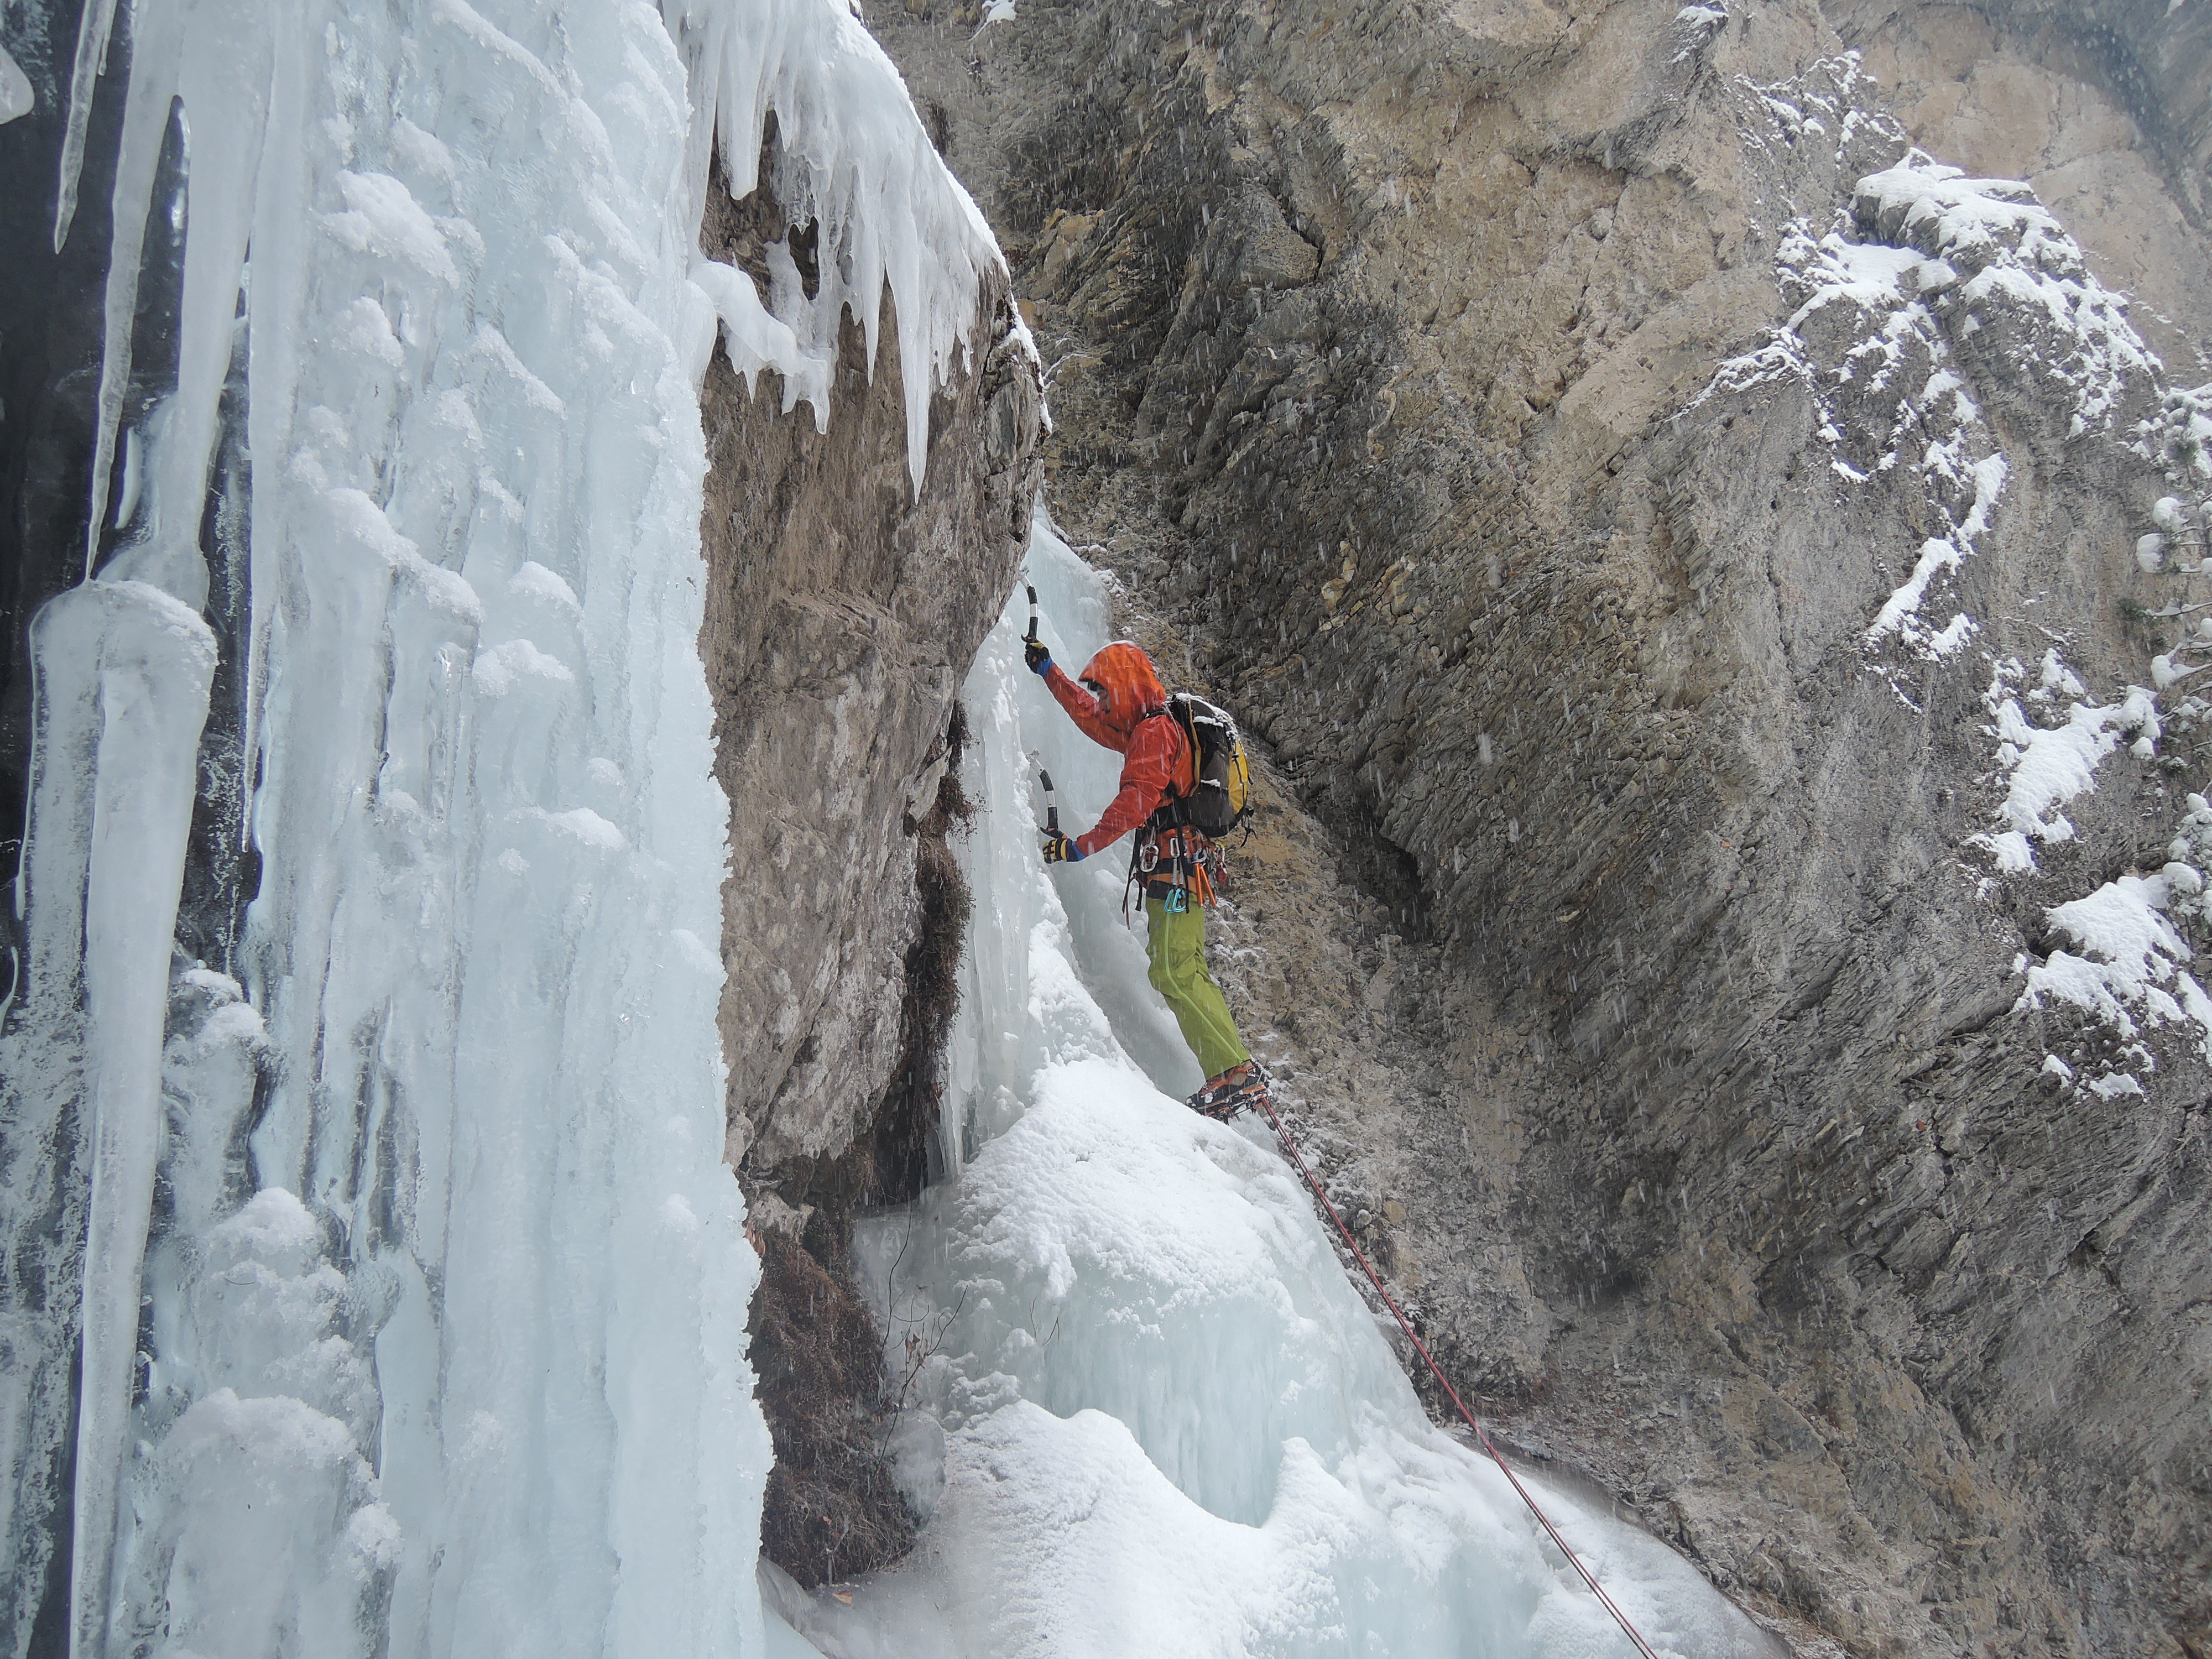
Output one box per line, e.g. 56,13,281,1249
873,701,975,1199
744,701,977,1588
747,1211,915,1588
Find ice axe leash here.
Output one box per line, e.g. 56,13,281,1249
1249,1091,1668,1659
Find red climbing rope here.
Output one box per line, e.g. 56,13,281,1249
1251,1090,1668,1659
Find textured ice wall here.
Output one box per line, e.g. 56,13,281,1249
0,0,1019,1647
97,0,764,1647
758,510,1781,1658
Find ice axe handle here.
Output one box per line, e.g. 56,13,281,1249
1025,584,1039,643
1039,768,1058,832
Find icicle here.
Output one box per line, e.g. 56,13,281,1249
663,0,1005,494
54,0,124,250
77,0,186,584
0,43,33,124
19,581,217,1658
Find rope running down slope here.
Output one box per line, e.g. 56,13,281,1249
1251,1092,1669,1659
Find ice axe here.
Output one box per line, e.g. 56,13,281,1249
1027,745,1060,834
1024,607,1063,849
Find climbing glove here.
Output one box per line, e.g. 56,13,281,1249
1041,831,1084,864
1023,638,1052,676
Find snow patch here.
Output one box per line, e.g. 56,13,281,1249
1692,210,2007,660
666,0,1006,491
2019,868,2212,1086
2137,384,2212,486
1855,153,2158,437
1974,655,2156,873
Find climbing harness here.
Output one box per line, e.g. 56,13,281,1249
1121,785,1217,923
1248,1089,1670,1659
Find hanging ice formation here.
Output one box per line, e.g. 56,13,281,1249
760,509,1783,1659
1,0,996,1652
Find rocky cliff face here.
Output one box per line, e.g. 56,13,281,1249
693,152,1044,1584
877,0,2210,1651
698,162,1042,1180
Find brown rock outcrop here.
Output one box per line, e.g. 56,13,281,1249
694,157,1043,1583
698,174,1042,1176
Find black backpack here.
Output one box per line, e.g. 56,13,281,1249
1167,693,1254,838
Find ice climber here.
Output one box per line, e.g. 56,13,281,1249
1024,634,1269,1118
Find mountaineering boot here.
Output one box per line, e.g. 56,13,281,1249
1185,1076,1228,1114
1188,1061,1269,1121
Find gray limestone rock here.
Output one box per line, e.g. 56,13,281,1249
874,0,2212,1651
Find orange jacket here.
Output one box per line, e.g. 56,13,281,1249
1042,641,1195,860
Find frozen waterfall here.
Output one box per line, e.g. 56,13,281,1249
3,0,990,1650
760,510,1782,1659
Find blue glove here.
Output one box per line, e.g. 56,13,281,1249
1024,638,1052,676
1041,831,1084,863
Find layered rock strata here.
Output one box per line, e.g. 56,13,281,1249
877,0,2211,1651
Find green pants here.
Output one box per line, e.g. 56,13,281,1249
1145,895,1251,1081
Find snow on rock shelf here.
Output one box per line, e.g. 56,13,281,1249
1697,139,2167,671
665,0,1007,489
2018,868,2212,1071
1851,155,2157,440
1973,651,2157,875
0,0,1000,1647
762,511,1780,1659
1694,165,2002,660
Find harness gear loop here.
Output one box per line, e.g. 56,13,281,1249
1250,1091,1668,1659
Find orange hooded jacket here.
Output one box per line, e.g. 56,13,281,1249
1041,641,1196,862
